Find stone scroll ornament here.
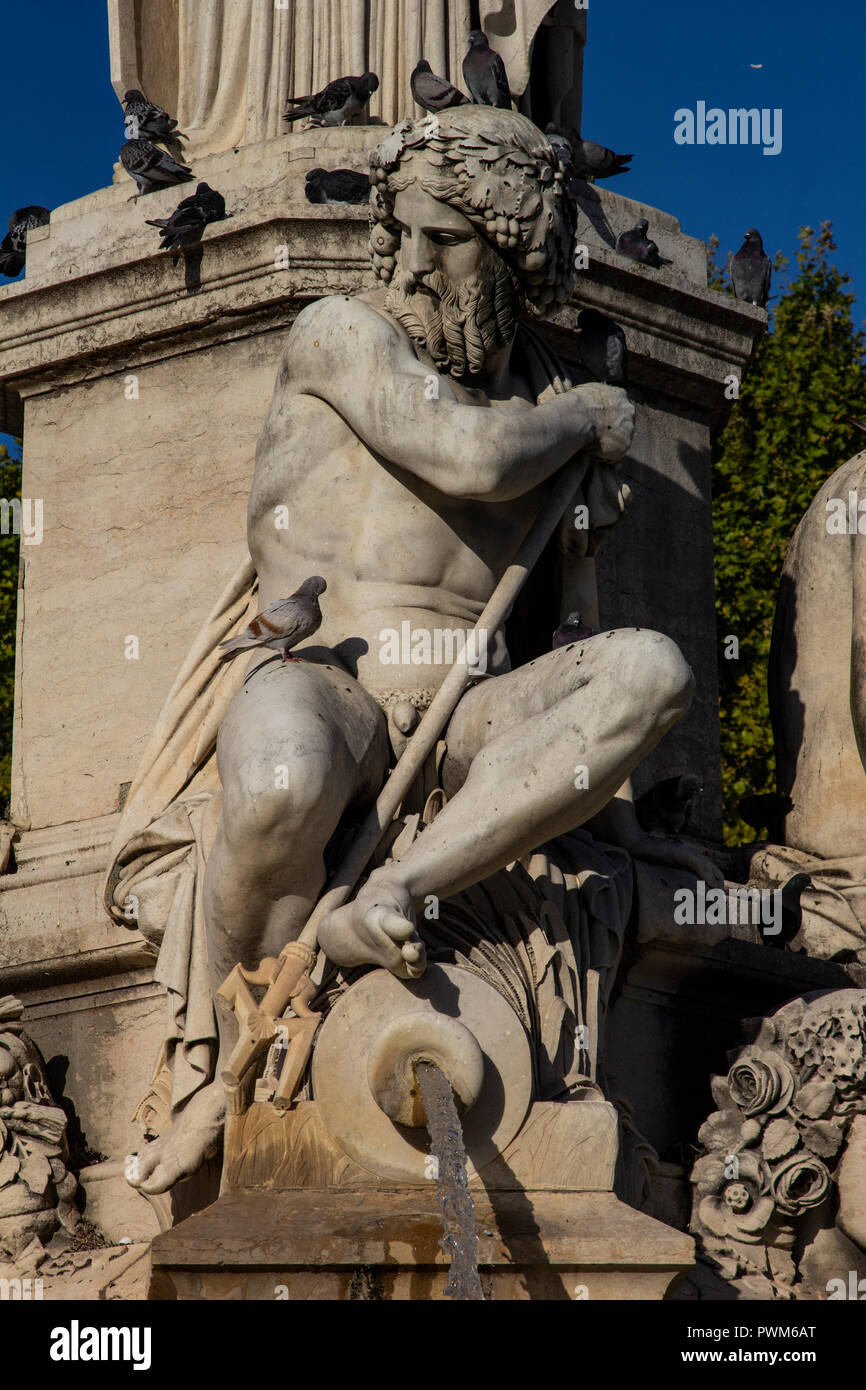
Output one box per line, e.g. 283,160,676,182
0,997,78,1263
686,989,866,1299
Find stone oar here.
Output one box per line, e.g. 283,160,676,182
219,450,590,1107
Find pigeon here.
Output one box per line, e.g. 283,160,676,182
544,130,580,191
762,873,813,950
545,129,574,166
284,73,379,127
123,89,187,144
738,791,793,842
305,168,371,205
218,578,327,663
635,774,702,836
578,310,628,387
553,612,595,648
573,139,631,181
616,219,668,268
0,206,50,277
463,30,511,108
120,138,193,197
731,229,772,308
146,183,228,251
549,125,631,181
411,59,469,113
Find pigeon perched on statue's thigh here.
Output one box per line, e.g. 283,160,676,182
218,577,327,664
552,612,596,648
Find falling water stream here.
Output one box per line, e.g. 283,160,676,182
415,1060,485,1301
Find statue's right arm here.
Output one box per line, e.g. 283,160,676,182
281,297,633,503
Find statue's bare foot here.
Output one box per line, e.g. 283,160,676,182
127,1081,225,1195
319,876,426,979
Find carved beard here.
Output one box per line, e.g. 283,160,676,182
384,246,522,379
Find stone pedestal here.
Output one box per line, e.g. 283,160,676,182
149,1188,692,1301
148,1097,693,1300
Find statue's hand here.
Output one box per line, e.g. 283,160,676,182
575,383,635,463
622,831,725,890
318,875,427,979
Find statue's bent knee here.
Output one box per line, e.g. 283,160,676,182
620,629,694,724
222,750,333,847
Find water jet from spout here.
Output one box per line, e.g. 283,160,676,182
415,1059,484,1301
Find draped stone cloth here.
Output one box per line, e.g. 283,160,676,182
424,832,635,1100
102,558,259,1122
111,0,578,160
750,844,866,962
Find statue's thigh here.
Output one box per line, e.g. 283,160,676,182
444,629,676,781
217,660,388,824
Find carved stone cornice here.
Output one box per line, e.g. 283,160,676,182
0,131,763,435
0,814,156,990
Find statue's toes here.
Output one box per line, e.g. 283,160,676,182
370,904,418,944
139,1154,180,1196
401,940,427,980
126,1143,161,1189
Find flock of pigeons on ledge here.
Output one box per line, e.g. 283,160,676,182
0,28,772,308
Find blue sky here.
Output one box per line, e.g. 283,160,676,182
0,0,863,364
1,4,119,241
583,0,865,307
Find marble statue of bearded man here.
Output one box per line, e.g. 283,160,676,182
105,107,718,1196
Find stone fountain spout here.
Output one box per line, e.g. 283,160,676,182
368,1012,485,1129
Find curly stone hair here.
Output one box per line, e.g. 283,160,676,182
369,107,578,316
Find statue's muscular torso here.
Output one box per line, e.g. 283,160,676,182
247,292,554,697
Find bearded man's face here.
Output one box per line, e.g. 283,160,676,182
386,178,522,379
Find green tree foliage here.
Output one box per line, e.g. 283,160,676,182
710,224,866,843
0,439,22,810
